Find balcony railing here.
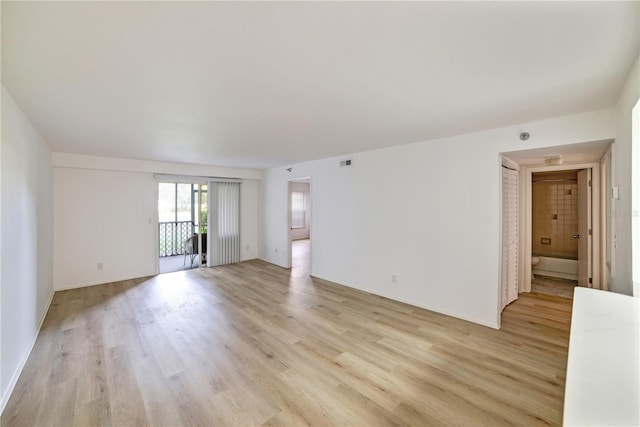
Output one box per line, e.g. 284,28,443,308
159,221,194,257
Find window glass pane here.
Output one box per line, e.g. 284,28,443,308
176,183,192,222
196,184,208,233
158,183,176,222
291,192,306,228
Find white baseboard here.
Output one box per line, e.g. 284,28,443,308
54,272,156,291
390,294,500,330
310,272,500,330
258,256,288,269
0,289,55,415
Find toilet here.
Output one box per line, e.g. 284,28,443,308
531,256,541,278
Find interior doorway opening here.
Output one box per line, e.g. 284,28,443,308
288,177,311,276
158,181,207,274
499,139,613,325
529,169,590,298
524,164,602,295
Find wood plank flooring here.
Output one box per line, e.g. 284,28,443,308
2,257,572,426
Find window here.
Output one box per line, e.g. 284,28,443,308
158,182,195,223
291,191,306,228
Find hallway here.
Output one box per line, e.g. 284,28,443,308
291,238,310,278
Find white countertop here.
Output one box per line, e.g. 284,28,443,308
564,287,640,426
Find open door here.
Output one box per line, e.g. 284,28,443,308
501,165,519,310
577,169,592,287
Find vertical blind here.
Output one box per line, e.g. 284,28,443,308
501,167,519,310
208,181,241,266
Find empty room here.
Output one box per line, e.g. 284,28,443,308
1,2,639,426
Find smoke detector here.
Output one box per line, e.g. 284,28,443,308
544,155,563,166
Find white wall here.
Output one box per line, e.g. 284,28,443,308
290,181,311,240
0,87,3,415
53,168,158,289
53,157,261,290
1,87,3,414
613,55,640,296
1,87,54,411
633,99,640,297
260,108,616,328
240,179,259,261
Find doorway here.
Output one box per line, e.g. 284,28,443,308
529,169,590,298
288,177,311,276
157,181,207,274
499,140,612,323
524,164,601,295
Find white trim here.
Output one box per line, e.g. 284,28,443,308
632,99,640,297
502,155,520,171
600,149,610,291
252,257,500,329
53,274,155,291
309,272,500,330
286,180,293,269
153,174,241,184
207,183,212,268
519,167,529,293
0,290,55,414
154,182,160,275
308,178,314,275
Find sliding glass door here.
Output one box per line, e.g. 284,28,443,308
158,182,207,273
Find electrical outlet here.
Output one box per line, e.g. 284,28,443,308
391,274,397,284
246,245,250,251
97,262,103,270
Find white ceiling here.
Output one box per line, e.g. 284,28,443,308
503,139,613,167
2,2,638,169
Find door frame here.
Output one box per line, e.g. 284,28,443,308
601,146,612,291
520,162,602,292
577,168,592,287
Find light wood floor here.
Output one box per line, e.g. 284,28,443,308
2,254,571,426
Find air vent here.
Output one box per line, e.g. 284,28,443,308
340,159,352,167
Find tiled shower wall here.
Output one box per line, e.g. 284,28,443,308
532,172,579,259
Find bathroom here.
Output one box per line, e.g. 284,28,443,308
531,170,584,295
